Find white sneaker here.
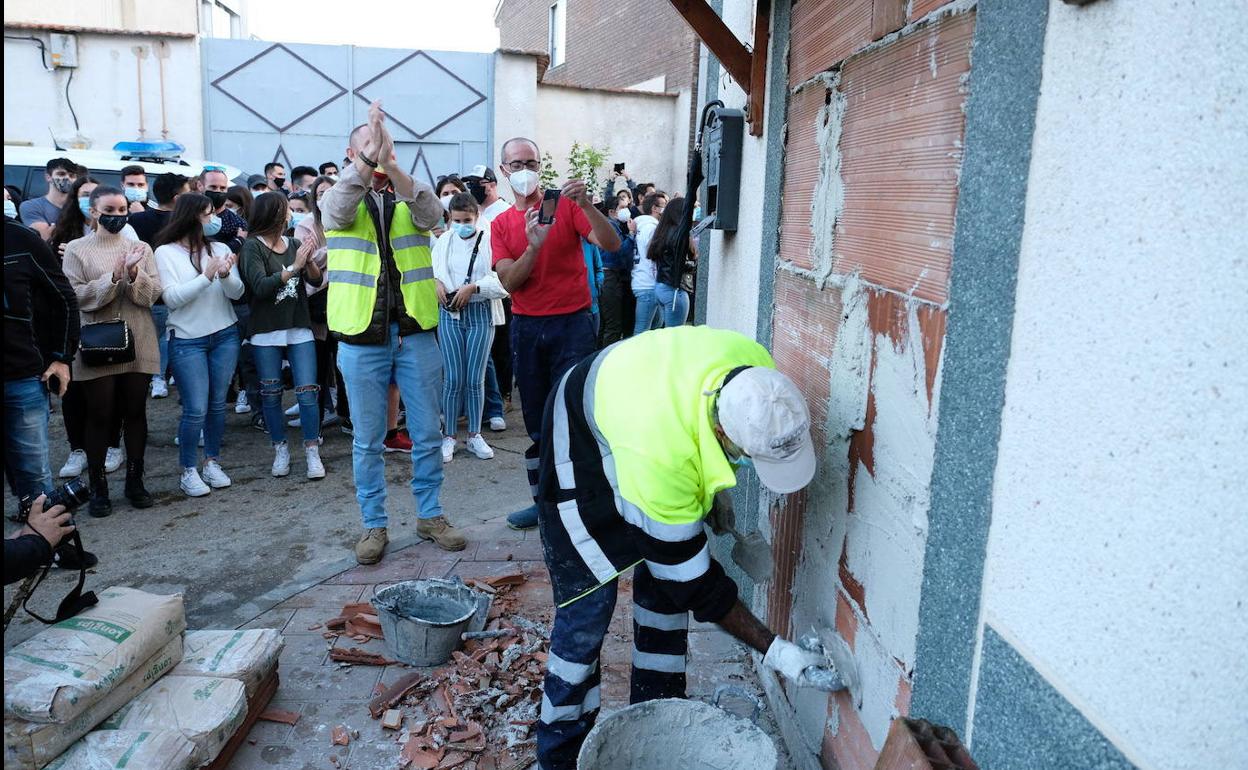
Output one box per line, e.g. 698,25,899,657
201,459,232,488
305,445,326,479
272,442,290,477
151,376,168,399
285,403,300,416
180,467,211,497
287,417,301,427
488,416,507,432
441,436,456,463
234,391,251,414
104,446,125,473
59,449,87,478
467,434,494,460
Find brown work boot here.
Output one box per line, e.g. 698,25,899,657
416,516,467,552
354,527,389,565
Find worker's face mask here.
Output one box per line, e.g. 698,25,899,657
729,453,753,470
508,169,539,197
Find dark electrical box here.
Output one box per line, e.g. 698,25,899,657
704,107,744,232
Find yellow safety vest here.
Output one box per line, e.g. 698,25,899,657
324,200,438,335
591,326,776,525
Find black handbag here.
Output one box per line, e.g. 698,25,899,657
79,317,135,367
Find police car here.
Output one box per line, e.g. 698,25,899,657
3,142,246,203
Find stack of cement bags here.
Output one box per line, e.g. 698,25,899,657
4,587,284,770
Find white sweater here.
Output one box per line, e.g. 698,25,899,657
632,215,660,292
154,241,245,339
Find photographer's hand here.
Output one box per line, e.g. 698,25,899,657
19,495,75,549
41,361,70,398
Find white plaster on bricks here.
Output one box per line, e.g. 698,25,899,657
812,74,846,290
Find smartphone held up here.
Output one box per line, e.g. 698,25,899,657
539,189,561,225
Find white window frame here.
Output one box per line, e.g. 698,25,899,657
549,0,566,68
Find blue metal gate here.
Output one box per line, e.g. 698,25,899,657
202,39,492,185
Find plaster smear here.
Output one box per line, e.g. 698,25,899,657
788,277,942,752
811,73,846,290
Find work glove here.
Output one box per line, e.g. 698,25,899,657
763,637,833,688
705,490,736,536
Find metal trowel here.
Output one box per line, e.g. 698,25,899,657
728,527,774,583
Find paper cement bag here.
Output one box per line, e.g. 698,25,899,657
170,629,283,699
4,587,186,724
44,730,196,770
97,675,247,766
4,637,183,770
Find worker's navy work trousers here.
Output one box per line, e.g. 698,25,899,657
535,563,690,770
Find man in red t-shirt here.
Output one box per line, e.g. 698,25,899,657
491,137,622,530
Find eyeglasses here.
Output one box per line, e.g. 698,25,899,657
504,160,541,172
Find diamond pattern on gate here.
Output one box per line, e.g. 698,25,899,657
210,44,347,133
354,51,486,140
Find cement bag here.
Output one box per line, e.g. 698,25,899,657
4,637,183,770
170,629,283,698
44,730,196,770
4,587,186,724
97,675,247,766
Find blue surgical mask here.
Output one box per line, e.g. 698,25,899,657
4,199,16,219
203,214,222,237
290,212,309,230
452,222,477,239
123,187,148,203
729,454,753,469
78,198,91,217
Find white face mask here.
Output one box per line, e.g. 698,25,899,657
507,169,539,197
615,209,632,222
440,193,454,211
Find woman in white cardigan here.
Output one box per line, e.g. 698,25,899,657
432,192,510,464
152,193,246,497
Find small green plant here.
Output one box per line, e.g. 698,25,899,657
567,142,611,196
539,151,559,190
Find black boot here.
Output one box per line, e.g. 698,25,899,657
88,466,112,518
124,458,154,509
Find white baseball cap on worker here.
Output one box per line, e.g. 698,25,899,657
717,367,816,494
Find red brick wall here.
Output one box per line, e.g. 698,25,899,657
496,0,700,94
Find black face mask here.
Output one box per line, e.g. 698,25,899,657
467,182,488,205
272,177,287,189
98,214,129,234
205,190,228,209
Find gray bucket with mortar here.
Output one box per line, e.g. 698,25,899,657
371,578,490,666
577,697,778,770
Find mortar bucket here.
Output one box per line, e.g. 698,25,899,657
576,698,778,770
371,579,486,666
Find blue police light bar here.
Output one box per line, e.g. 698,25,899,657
113,141,186,161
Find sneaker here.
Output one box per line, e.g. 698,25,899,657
488,416,507,432
59,449,87,478
201,459,232,489
251,413,267,432
150,376,168,399
507,504,539,531
54,542,99,570
384,429,413,454
466,434,494,460
441,436,457,463
305,444,326,479
234,391,251,414
285,403,300,416
339,417,354,436
104,446,125,473
179,467,211,497
416,515,467,552
355,527,388,565
287,417,301,428
271,442,290,477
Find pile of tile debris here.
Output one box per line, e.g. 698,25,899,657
322,571,548,770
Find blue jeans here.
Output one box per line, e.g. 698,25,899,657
632,287,663,336
150,303,170,379
653,283,690,328
484,358,504,420
3,377,52,499
231,303,261,410
337,325,444,527
169,325,241,468
252,339,319,446
439,302,494,436
511,312,597,502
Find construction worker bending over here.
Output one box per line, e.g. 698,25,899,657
535,325,836,769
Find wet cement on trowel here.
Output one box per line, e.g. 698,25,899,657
579,699,777,770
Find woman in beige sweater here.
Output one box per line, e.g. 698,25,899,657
61,185,163,518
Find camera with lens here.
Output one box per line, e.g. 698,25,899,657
15,478,92,523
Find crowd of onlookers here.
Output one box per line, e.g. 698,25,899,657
3,102,698,568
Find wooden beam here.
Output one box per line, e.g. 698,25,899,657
747,0,771,135
669,0,754,91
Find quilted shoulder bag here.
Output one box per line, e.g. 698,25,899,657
79,315,135,367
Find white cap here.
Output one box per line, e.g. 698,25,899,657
717,367,816,494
